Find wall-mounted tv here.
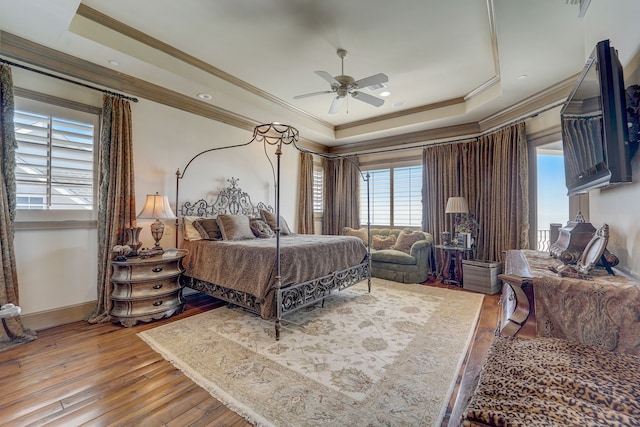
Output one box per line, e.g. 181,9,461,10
561,39,632,196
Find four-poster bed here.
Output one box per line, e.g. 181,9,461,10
175,124,371,340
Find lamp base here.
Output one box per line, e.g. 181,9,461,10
150,219,165,253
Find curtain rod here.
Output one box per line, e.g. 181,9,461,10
0,57,139,103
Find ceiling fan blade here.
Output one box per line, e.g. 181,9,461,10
315,70,340,86
293,90,333,99
328,96,345,114
353,73,389,89
351,91,384,107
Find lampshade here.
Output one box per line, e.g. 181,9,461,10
137,193,176,219
445,197,469,214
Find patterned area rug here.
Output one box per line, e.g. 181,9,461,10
138,279,484,426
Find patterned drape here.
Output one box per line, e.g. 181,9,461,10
86,95,136,323
297,152,314,234
423,123,529,262
0,64,37,350
322,156,360,235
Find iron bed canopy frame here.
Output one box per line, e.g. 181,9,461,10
175,123,372,340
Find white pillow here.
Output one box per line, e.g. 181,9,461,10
183,216,204,241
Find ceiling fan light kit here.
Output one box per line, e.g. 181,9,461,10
294,48,389,114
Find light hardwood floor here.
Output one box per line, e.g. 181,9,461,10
0,285,504,427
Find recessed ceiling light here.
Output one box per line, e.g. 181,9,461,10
392,101,405,108
197,93,212,100
379,91,391,97
517,74,528,80
108,60,120,66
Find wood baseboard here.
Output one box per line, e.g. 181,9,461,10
21,301,97,331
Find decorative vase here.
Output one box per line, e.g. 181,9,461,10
124,227,143,253
442,231,450,245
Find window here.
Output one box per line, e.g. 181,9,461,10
536,142,569,251
13,97,99,214
360,165,422,227
313,168,323,212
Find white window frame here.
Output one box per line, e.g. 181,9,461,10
312,167,323,213
360,164,423,228
13,90,100,226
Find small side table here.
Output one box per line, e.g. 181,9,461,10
434,244,473,286
110,250,187,327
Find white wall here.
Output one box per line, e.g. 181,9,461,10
12,70,300,322
588,20,640,277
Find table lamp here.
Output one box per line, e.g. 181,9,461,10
445,197,469,223
137,192,176,253
445,197,469,244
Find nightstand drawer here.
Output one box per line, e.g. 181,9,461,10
111,277,181,300
111,258,182,282
110,295,184,322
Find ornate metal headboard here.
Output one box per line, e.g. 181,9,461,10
180,177,273,217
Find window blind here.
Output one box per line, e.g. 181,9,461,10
14,110,95,210
360,165,422,227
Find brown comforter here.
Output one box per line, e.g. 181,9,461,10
181,234,368,318
462,336,640,426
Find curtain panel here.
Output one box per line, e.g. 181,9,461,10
86,95,136,324
296,152,314,234
0,64,37,350
422,122,529,262
322,156,360,235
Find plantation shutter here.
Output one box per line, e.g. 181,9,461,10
313,169,323,212
14,109,95,210
393,165,422,227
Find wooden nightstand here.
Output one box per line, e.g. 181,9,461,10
110,250,187,327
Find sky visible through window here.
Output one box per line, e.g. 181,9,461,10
537,151,569,230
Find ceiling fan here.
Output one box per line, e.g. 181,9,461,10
294,49,389,114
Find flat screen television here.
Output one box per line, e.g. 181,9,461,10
560,39,632,196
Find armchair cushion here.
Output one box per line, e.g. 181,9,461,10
370,249,416,265
371,234,396,250
393,229,425,253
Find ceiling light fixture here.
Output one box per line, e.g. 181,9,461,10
392,101,405,108
517,74,528,80
197,93,212,100
379,91,391,97
108,60,120,66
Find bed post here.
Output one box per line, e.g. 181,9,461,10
366,170,372,293
274,142,283,341
251,123,299,340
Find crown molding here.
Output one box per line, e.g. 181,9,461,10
479,74,577,132
75,4,333,130
2,23,568,156
330,122,481,155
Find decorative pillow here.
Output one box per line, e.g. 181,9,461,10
216,214,255,240
344,227,368,245
260,209,292,235
193,218,222,240
393,229,424,254
372,234,396,250
250,218,275,238
182,216,204,241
